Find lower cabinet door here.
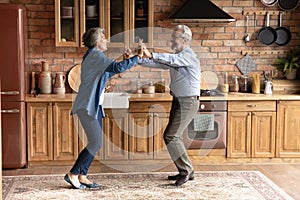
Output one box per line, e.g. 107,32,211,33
251,112,276,158
129,112,154,160
227,111,251,158
53,103,78,161
103,109,129,160
277,101,300,157
27,102,53,161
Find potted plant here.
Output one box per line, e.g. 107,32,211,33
272,48,300,79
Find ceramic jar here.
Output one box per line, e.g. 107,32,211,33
39,61,52,94
264,80,272,95
53,72,66,94
143,82,155,94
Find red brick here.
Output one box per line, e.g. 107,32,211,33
41,39,55,46
29,19,50,26
53,59,74,65
65,52,85,59
26,4,46,11
202,40,223,47
43,52,64,59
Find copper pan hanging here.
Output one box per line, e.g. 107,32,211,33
260,0,277,6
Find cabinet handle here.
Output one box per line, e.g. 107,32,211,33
248,112,251,116
247,104,256,107
1,109,19,113
252,112,256,115
154,114,158,117
0,91,19,95
149,105,158,109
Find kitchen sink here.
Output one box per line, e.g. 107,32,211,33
102,93,130,108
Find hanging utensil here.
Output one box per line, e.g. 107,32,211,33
258,12,277,45
245,15,250,43
260,0,278,6
275,12,291,46
278,0,299,11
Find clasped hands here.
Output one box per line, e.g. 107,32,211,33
124,39,152,59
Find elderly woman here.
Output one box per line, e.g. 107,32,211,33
64,27,142,189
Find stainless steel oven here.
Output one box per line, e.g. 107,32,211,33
183,101,227,149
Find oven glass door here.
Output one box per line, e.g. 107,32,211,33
183,112,226,149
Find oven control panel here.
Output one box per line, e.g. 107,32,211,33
199,101,227,112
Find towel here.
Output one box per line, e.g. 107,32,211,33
193,114,214,132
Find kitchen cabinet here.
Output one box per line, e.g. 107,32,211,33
276,101,300,157
103,109,129,160
227,101,276,158
129,101,171,159
55,0,153,47
27,102,78,161
55,0,79,46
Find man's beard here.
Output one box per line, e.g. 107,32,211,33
172,46,179,53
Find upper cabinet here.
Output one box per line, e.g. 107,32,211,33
55,0,153,47
55,0,79,47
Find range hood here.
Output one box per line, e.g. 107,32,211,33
168,0,236,23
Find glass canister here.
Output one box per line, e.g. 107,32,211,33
229,74,239,92
220,72,229,93
239,75,249,93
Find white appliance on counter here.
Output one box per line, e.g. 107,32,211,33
0,4,27,169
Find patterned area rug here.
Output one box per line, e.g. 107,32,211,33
2,171,293,200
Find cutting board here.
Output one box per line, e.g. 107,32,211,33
201,71,219,90
272,79,300,94
68,64,81,92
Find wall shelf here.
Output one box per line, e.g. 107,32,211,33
241,50,288,56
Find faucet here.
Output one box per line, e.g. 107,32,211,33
104,86,111,93
104,82,114,93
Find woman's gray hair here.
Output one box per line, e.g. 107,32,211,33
82,27,105,48
175,24,192,42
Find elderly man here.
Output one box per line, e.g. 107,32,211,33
140,25,201,186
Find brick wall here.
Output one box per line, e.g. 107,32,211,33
2,0,300,93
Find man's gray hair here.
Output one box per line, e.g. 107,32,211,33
175,24,192,42
82,27,105,48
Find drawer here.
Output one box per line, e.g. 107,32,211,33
129,102,171,113
228,101,276,112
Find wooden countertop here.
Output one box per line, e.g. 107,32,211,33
128,93,300,101
25,94,77,102
25,92,300,102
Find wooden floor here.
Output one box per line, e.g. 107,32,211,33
2,162,300,199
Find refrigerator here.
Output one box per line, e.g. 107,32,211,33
0,4,27,169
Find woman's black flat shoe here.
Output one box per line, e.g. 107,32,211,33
64,174,86,189
80,182,100,188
